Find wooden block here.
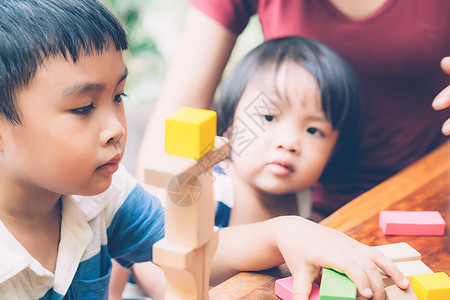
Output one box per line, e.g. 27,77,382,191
319,268,356,300
162,171,214,248
165,107,216,159
145,137,229,248
150,108,226,300
145,136,229,188
274,276,320,300
385,285,419,300
372,242,421,262
381,260,433,287
153,240,201,300
411,272,450,300
153,229,219,300
153,239,195,270
379,211,445,236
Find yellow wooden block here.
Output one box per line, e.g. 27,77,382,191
165,107,216,159
411,272,450,300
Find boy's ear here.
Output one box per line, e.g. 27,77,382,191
0,119,9,152
0,134,4,153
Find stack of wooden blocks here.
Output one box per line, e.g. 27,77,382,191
145,107,229,300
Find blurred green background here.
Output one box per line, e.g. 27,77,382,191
105,0,263,110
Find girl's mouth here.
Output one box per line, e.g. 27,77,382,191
266,160,294,175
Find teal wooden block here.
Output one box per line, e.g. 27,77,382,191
319,268,357,300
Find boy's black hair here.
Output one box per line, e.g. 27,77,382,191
0,0,128,125
213,36,362,181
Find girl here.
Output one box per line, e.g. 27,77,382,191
213,36,361,226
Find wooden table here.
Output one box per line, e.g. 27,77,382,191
209,140,450,299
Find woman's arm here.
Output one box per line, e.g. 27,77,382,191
135,6,237,184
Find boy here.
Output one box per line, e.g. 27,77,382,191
0,0,408,299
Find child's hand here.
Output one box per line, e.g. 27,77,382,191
432,56,450,135
273,216,410,300
213,216,409,299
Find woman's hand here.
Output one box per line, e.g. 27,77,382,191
432,56,450,135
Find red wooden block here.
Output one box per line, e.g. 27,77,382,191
379,211,445,236
275,276,320,300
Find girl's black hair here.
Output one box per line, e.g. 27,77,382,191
0,0,128,124
213,36,362,181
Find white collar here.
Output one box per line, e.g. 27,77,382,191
0,195,94,297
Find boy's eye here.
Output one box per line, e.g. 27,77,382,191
71,103,95,115
114,93,127,103
263,115,277,122
307,127,325,137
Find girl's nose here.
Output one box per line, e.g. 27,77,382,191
276,142,299,153
275,133,300,154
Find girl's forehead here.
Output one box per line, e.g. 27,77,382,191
246,62,321,107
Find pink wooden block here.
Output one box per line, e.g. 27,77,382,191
379,211,445,236
275,276,320,300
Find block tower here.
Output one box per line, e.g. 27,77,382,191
145,107,229,300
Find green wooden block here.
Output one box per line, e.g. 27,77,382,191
319,268,357,300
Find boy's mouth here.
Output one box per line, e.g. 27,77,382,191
97,153,123,174
107,153,123,165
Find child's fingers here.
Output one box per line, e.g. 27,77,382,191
329,255,376,299
349,245,410,300
291,264,316,300
357,259,385,300
367,248,410,289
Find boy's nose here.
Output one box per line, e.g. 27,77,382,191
100,115,125,146
105,127,125,145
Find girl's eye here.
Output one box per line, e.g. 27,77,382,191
263,115,277,122
71,103,94,115
307,127,325,137
114,93,127,103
